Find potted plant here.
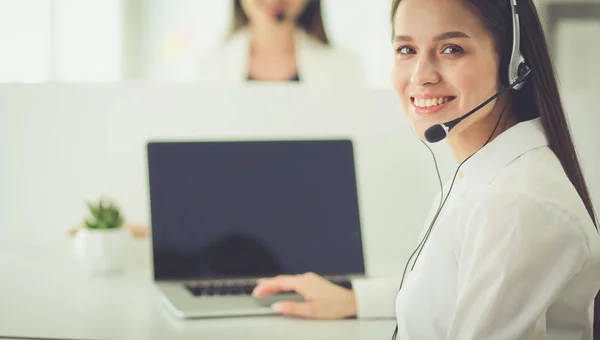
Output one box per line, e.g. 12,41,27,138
74,198,128,275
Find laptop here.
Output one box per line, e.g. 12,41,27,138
146,139,366,318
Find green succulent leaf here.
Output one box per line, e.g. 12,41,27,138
83,198,124,230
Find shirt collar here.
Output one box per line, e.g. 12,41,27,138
459,117,549,187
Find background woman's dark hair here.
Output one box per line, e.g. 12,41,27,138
230,0,329,44
391,0,599,336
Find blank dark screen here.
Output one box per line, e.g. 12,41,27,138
147,139,365,281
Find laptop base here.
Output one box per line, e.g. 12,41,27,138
156,282,305,319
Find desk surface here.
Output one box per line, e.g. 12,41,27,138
0,239,396,340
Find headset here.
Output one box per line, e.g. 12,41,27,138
391,0,532,339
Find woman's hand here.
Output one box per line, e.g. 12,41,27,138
252,272,357,320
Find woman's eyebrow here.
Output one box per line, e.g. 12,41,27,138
394,31,471,43
434,31,471,41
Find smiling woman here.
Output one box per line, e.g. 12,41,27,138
391,6,506,150
389,0,600,339
250,1,600,337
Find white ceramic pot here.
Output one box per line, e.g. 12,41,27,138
74,227,129,275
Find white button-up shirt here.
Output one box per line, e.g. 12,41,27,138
355,117,600,339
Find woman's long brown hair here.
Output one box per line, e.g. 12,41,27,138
391,0,599,337
230,0,329,44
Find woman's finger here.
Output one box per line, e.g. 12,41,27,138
252,275,305,297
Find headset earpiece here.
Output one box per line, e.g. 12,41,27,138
508,0,530,91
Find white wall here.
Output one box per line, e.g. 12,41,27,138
554,19,600,210
53,0,122,81
0,84,455,277
0,0,52,82
320,0,394,88
0,0,122,83
141,0,230,81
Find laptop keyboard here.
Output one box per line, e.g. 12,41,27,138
185,277,352,297
186,282,257,296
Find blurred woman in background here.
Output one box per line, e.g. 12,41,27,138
197,0,364,86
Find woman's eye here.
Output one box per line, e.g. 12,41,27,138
396,46,415,55
442,45,464,55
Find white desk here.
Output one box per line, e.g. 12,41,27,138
0,240,396,340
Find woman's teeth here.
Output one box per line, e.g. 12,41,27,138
413,97,454,108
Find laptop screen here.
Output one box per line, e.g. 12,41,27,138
147,139,365,281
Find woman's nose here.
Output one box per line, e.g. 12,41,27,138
410,57,440,86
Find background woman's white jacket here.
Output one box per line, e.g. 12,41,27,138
197,28,365,86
